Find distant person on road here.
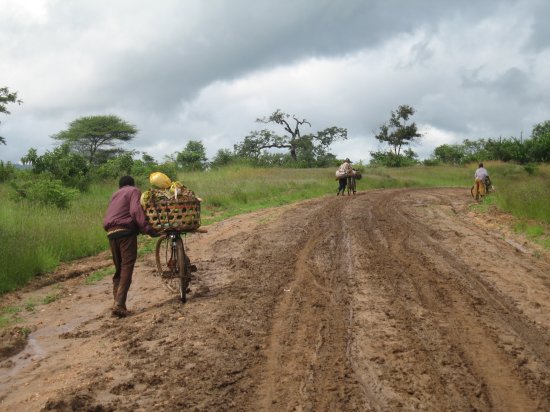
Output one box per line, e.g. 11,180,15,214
336,158,353,196
103,176,158,318
473,162,489,200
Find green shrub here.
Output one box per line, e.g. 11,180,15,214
422,159,440,166
10,176,78,209
369,151,419,167
523,163,538,175
95,153,134,179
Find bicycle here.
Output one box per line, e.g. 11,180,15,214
146,192,204,302
346,171,361,196
154,229,204,303
471,176,494,200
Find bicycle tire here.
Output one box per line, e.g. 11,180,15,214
155,235,170,275
176,239,191,303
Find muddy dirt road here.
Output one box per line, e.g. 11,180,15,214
1,188,549,411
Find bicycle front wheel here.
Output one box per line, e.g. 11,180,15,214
155,235,191,302
176,239,191,303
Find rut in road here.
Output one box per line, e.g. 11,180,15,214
257,200,364,411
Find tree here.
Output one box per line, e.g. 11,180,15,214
372,105,421,166
211,148,237,168
237,109,347,162
483,137,527,163
0,87,22,145
52,115,137,164
433,144,466,164
528,120,550,162
176,140,208,171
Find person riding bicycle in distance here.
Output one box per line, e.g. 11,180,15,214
104,175,159,318
474,162,489,200
336,158,353,196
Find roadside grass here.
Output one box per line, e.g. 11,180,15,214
0,298,39,328
513,221,550,249
180,166,340,224
42,285,63,305
0,305,23,327
0,182,109,293
1,162,549,294
363,164,471,188
470,162,550,248
0,289,65,328
85,267,112,285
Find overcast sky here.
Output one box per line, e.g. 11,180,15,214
1,0,549,164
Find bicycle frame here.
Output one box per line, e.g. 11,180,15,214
167,232,180,261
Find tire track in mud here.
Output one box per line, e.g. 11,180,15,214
257,200,364,411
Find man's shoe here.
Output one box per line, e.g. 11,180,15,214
112,304,128,318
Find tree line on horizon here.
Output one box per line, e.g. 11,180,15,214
1,84,549,208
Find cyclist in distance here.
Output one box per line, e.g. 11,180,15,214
473,162,490,200
336,158,353,196
104,175,158,317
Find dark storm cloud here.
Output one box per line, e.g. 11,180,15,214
527,0,550,50
60,0,505,111
462,67,539,103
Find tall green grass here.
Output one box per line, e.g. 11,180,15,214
0,182,110,292
182,166,337,223
487,162,550,224
1,162,548,293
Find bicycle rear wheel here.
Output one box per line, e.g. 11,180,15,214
155,235,191,302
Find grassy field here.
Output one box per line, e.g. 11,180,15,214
1,162,548,294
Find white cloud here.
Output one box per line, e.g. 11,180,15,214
0,0,53,25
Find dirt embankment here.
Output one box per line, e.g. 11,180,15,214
1,188,549,411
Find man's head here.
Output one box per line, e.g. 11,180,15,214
479,163,484,168
119,175,135,188
345,158,351,163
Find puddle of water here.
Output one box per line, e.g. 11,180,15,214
0,314,94,386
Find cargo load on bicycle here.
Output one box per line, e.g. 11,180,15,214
141,172,201,233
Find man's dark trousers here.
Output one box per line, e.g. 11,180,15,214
109,235,138,308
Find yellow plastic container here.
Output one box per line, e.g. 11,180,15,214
149,172,172,189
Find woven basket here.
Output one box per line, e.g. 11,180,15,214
145,197,201,232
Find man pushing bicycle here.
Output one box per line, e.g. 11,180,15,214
473,163,490,200
103,176,159,318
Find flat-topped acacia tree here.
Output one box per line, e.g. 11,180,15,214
52,115,137,164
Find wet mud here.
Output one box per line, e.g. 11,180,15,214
1,188,549,411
